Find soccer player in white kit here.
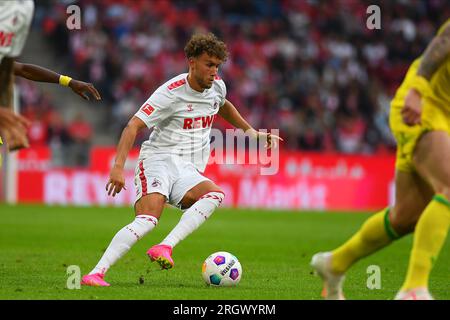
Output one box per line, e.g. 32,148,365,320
0,0,101,152
81,33,282,287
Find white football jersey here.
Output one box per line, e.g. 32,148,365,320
0,0,34,63
134,73,227,172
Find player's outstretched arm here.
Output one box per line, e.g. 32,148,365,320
402,23,450,126
106,116,146,197
218,99,283,149
13,62,101,101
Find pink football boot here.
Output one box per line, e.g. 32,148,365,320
147,244,174,269
81,273,110,287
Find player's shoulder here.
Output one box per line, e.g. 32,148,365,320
0,0,34,23
437,18,450,36
212,75,226,98
0,0,34,15
0,1,15,21
213,74,225,85
19,0,35,12
161,73,188,93
148,74,187,106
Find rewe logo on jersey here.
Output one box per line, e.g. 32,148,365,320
183,114,217,129
0,31,15,47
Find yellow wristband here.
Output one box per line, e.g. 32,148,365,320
59,75,72,87
410,75,432,97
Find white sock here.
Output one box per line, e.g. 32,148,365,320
161,191,224,248
90,215,158,275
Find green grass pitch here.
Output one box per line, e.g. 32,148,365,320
0,204,448,300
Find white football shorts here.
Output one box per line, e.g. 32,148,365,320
134,154,211,208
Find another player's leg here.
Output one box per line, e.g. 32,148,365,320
148,180,224,269
311,170,433,299
81,193,165,286
396,131,450,300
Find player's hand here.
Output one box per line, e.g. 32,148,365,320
106,165,127,197
402,88,422,126
0,108,31,151
249,129,283,149
3,125,30,151
69,79,101,101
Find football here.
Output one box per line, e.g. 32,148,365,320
202,251,242,286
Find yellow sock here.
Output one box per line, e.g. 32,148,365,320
401,194,450,290
331,208,400,274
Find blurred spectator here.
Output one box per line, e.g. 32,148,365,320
47,111,72,167
68,112,93,167
298,126,324,151
22,0,450,159
26,111,48,147
335,111,367,154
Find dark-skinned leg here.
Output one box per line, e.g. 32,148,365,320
399,131,450,294
311,169,433,299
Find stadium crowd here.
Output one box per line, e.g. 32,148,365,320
17,77,93,166
18,0,450,166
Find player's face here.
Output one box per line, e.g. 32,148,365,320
191,53,222,89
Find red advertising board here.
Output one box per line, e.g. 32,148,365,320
16,147,395,211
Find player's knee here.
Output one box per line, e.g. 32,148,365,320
181,193,198,208
389,205,417,235
134,193,166,218
390,218,416,235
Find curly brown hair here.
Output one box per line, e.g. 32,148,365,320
184,32,228,62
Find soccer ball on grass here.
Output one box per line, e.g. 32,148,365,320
202,251,242,286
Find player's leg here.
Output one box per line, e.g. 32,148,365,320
178,180,224,209
160,180,224,247
82,158,170,286
81,194,165,286
397,130,450,299
332,170,433,271
148,173,224,269
311,169,433,299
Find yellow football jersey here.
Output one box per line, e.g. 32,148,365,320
390,18,450,173
391,18,450,111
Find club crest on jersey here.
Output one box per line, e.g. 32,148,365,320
187,104,194,112
151,178,162,188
